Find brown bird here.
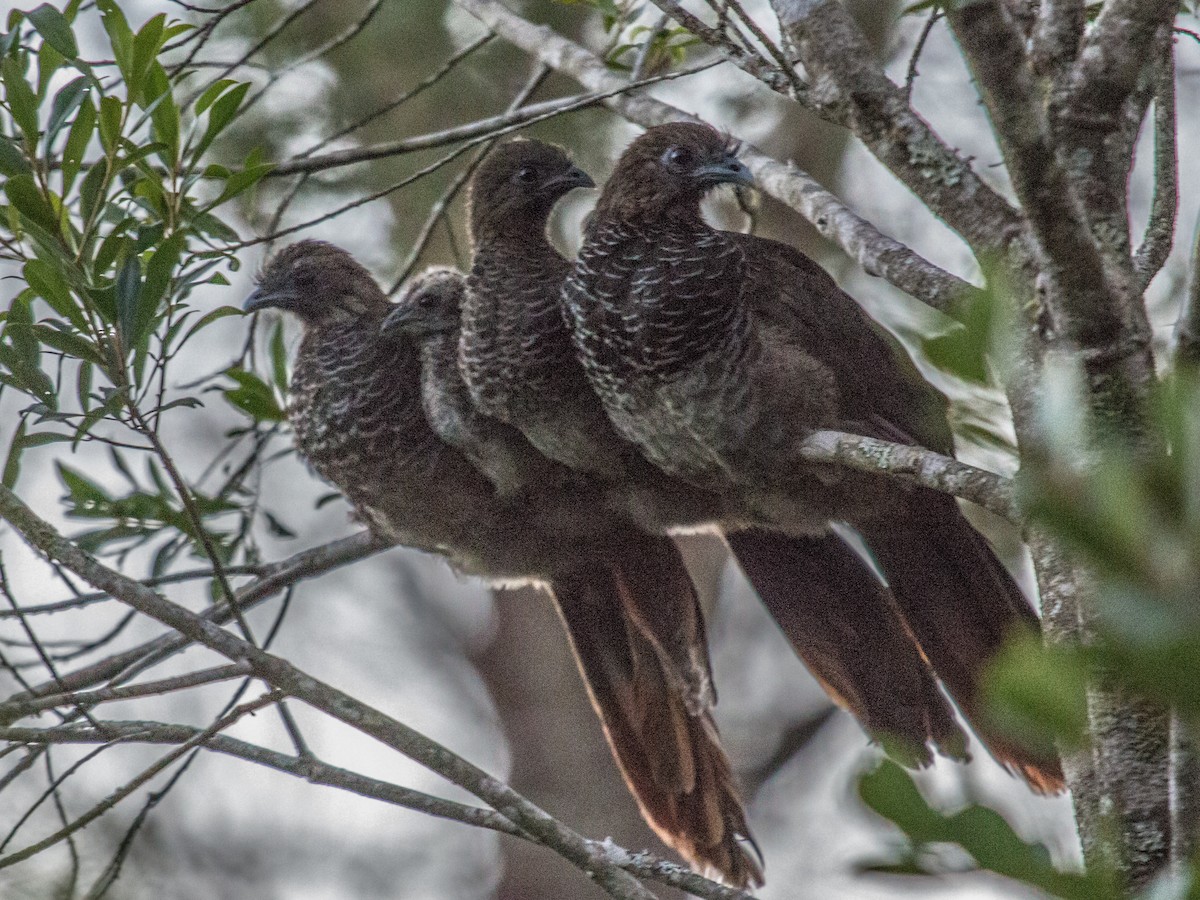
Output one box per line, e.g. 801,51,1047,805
562,122,1063,793
458,139,967,770
246,240,762,886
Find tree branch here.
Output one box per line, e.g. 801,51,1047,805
0,663,252,726
8,531,387,704
768,0,1022,255
797,430,1017,522
0,485,658,900
0,719,752,900
1133,41,1177,294
451,0,978,313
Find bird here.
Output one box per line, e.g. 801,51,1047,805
457,139,968,772
384,265,713,714
245,240,762,887
561,122,1064,793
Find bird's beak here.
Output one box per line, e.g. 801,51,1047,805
693,155,755,190
244,287,299,313
380,303,412,337
544,166,596,193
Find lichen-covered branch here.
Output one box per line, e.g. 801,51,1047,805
1133,41,1178,294
768,0,1021,255
797,430,1017,522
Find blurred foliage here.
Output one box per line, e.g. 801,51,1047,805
864,324,1200,896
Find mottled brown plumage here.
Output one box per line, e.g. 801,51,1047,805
459,140,968,771
563,123,1063,792
247,241,761,886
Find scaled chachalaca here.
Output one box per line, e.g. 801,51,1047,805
559,124,1063,793
245,240,762,887
457,140,975,776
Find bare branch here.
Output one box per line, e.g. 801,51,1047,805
904,8,943,104
389,63,553,295
1027,0,1084,78
0,486,657,900
796,430,1018,522
0,693,282,869
647,0,800,95
768,0,1022,255
241,0,388,115
453,0,978,313
298,32,496,160
1174,212,1200,367
0,565,263,619
9,531,387,704
1133,45,1178,294
270,64,715,178
1069,0,1179,122
0,663,252,726
0,723,753,900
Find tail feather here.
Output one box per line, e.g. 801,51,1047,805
728,528,966,767
552,566,763,887
610,533,716,715
856,490,1065,794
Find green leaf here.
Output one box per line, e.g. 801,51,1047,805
860,762,1116,899
181,304,242,345
57,461,114,515
95,224,133,275
78,156,108,223
0,336,56,410
141,231,184,327
146,64,178,164
46,75,88,146
115,253,141,352
2,56,41,148
922,287,998,384
96,0,133,82
6,174,59,235
129,13,166,105
208,162,273,208
27,3,78,59
270,319,288,392
24,258,86,329
3,419,28,489
983,635,1090,755
33,323,105,365
37,41,66,98
98,94,123,153
0,135,32,177
61,94,94,191
193,81,249,159
222,367,284,421
193,78,237,116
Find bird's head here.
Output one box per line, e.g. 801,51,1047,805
381,267,464,340
245,240,390,326
594,122,754,222
467,140,594,242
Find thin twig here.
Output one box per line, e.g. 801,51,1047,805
0,663,252,725
905,8,944,104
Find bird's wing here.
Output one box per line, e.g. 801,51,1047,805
729,233,954,455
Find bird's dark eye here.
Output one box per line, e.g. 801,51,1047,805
662,146,692,170
516,166,538,183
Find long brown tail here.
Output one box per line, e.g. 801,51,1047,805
551,558,763,888
855,490,1065,793
727,528,966,767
